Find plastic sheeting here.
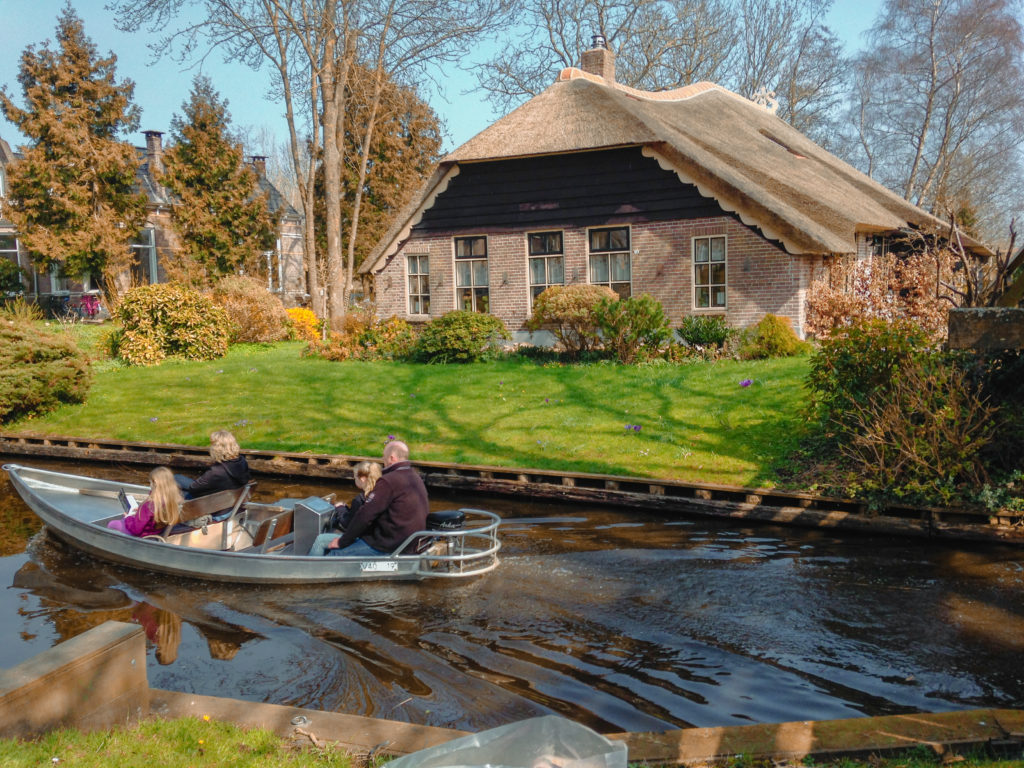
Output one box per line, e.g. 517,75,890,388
386,716,628,768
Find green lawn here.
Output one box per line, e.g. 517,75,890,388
9,340,812,487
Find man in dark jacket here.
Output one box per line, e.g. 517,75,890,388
320,440,428,557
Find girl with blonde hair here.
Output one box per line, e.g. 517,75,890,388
309,461,383,556
175,429,251,499
108,467,182,537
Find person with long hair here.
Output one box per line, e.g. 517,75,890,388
175,429,251,499
108,467,182,538
309,461,383,556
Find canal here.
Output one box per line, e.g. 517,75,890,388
1,457,1023,734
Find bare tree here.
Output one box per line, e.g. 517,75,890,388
109,0,502,321
845,0,1024,236
475,0,845,144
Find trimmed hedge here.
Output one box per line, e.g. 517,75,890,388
0,321,92,423
413,310,510,363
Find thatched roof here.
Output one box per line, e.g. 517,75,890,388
362,69,976,273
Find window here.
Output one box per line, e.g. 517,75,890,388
455,235,488,313
0,235,22,294
528,231,564,303
693,235,726,308
589,226,631,298
407,254,430,315
49,263,68,293
131,228,157,285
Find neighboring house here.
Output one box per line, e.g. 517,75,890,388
361,41,971,340
0,130,306,308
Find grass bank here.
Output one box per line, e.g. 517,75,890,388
9,340,811,487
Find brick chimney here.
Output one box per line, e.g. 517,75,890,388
250,155,267,177
581,34,615,82
143,130,163,174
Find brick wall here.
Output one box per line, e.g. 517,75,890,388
375,217,820,336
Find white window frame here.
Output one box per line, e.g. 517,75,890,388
527,230,565,307
692,234,727,310
587,225,632,298
132,227,158,285
407,253,430,316
454,235,489,313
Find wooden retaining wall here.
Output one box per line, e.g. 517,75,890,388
2,433,1022,545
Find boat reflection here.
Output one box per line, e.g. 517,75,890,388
13,531,263,666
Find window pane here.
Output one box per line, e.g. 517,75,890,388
611,253,630,281
695,264,710,285
710,263,725,284
456,261,472,286
613,282,631,299
475,288,489,313
532,285,546,301
710,237,725,261
422,296,430,314
408,275,418,293
591,254,609,283
609,228,628,250
549,256,564,284
419,275,430,294
590,229,607,251
695,239,709,263
410,296,421,314
0,235,16,251
459,287,473,310
473,259,488,286
696,286,710,307
530,257,546,285
713,288,726,307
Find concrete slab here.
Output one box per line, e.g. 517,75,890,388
148,688,471,756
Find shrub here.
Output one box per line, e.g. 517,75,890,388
413,310,510,363
286,307,321,343
737,314,810,360
0,321,91,423
0,259,27,296
526,284,616,359
593,293,671,364
806,319,935,432
308,308,416,362
0,297,43,324
677,315,736,349
839,355,998,505
211,276,290,343
112,283,230,366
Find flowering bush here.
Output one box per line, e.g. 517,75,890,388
211,275,290,343
286,307,321,343
0,321,91,423
111,283,230,366
527,284,616,359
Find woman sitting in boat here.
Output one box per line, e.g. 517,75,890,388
175,430,251,499
333,461,382,530
108,467,182,537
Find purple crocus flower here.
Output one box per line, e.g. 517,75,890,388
633,425,642,432
740,379,753,387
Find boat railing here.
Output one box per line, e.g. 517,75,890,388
393,508,502,578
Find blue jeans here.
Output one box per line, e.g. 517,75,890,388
309,533,387,557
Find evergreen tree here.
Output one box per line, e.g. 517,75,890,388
160,76,276,286
0,5,147,300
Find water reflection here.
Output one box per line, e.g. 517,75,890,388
2,458,1024,733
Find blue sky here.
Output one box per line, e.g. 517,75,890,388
1,1,884,155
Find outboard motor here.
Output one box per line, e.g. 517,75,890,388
427,509,465,531
293,496,335,556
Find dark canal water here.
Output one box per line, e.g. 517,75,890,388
2,458,1023,733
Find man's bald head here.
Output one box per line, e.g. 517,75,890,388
383,440,410,465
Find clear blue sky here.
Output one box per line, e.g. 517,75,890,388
1,1,884,155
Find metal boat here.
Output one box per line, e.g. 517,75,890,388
3,463,501,584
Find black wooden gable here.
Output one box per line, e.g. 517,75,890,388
413,146,727,232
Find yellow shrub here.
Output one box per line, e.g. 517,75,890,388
286,307,321,342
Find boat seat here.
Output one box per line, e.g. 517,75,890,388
250,509,294,553
163,483,255,542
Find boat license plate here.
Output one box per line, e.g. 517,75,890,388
361,561,399,572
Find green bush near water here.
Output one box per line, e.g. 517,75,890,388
0,321,92,424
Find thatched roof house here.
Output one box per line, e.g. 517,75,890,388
361,42,961,338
